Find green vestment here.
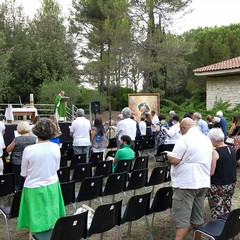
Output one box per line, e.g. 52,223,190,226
54,94,66,117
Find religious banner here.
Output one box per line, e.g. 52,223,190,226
128,93,160,121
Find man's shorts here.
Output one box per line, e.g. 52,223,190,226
172,188,208,228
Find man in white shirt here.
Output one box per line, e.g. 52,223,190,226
167,118,212,240
116,107,136,142
70,108,91,159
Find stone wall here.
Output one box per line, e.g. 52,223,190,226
206,75,240,110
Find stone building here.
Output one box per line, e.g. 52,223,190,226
193,56,240,110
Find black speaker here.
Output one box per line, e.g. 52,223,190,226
91,101,100,113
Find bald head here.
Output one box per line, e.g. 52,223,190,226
180,118,195,135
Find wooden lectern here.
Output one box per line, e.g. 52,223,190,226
60,96,69,103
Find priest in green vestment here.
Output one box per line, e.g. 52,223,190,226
54,90,67,121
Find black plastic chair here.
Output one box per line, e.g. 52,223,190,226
60,181,76,211
148,187,173,226
57,166,70,183
146,166,167,196
75,175,103,207
0,173,15,197
193,208,240,240
88,200,122,240
0,190,22,240
102,172,127,202
69,153,86,170
107,138,117,149
131,156,148,172
60,155,67,167
105,150,117,160
114,160,132,174
32,211,88,240
71,163,92,183
89,152,103,167
154,152,168,164
94,160,112,178
125,168,148,196
121,192,152,238
61,141,73,160
164,164,171,185
156,144,167,155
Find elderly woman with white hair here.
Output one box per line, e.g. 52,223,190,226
6,121,36,190
207,128,237,219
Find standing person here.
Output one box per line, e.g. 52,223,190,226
228,115,240,137
163,114,181,151
206,115,214,129
207,128,237,219
91,118,108,153
107,135,135,173
151,110,159,135
192,112,209,135
216,110,227,138
0,115,5,175
155,113,168,154
145,112,152,136
168,110,176,128
166,118,212,240
116,107,136,142
49,115,62,145
6,121,36,190
139,115,147,136
70,108,91,160
54,90,67,122
17,118,66,240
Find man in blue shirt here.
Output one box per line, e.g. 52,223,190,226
216,111,227,138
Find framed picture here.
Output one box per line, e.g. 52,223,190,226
128,93,160,121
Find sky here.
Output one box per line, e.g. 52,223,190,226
9,0,240,35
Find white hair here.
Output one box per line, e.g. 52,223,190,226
193,112,202,119
216,111,223,117
122,107,131,118
76,108,84,117
208,128,224,142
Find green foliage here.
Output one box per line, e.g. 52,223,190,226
38,77,81,106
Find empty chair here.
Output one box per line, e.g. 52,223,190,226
60,155,67,167
69,153,86,170
60,181,76,210
57,166,70,183
164,164,171,185
61,141,73,160
88,200,122,240
102,172,127,202
148,187,173,226
125,168,148,196
89,152,103,167
114,160,132,174
105,150,117,160
75,175,103,207
146,166,167,195
71,163,92,183
32,211,88,240
107,138,117,149
94,160,112,178
193,208,240,240
121,192,152,238
0,190,22,240
131,156,148,172
0,173,15,197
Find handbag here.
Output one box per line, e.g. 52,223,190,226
226,137,234,145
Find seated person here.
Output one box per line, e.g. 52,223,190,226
107,135,134,172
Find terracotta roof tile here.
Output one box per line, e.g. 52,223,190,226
193,56,240,73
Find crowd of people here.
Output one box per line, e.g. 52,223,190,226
0,105,239,240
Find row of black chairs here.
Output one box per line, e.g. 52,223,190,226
60,165,171,211
32,187,173,240
58,155,152,183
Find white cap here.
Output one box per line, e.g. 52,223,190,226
214,116,221,123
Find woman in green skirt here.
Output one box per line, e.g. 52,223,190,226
17,118,66,240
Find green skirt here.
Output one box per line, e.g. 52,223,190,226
17,181,66,233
